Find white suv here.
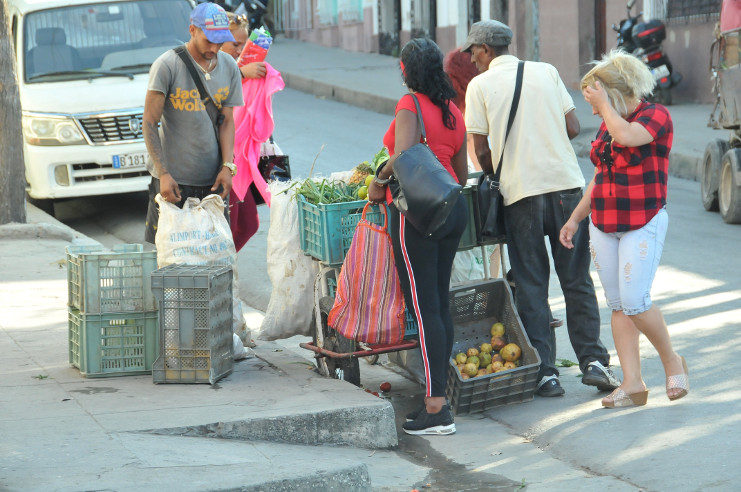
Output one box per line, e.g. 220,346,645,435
8,0,194,211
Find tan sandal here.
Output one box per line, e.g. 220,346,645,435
602,388,649,408
666,356,689,401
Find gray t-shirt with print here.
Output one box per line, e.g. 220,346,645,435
147,48,243,186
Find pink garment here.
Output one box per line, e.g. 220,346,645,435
721,0,741,33
232,62,285,203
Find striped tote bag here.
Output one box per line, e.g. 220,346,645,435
328,203,406,344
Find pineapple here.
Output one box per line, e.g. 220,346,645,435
348,148,389,186
349,161,373,185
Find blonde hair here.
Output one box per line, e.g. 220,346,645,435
581,49,655,116
226,12,249,34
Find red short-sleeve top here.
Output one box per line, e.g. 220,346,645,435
383,93,465,202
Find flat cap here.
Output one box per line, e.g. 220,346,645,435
462,20,513,52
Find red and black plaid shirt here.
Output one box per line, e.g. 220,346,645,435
590,101,673,233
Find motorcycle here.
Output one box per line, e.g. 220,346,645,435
612,0,682,105
240,0,269,32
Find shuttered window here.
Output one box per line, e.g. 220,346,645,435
666,0,721,24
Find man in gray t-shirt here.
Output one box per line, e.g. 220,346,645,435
143,2,243,243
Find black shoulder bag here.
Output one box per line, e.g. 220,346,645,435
477,60,525,243
388,93,463,237
174,45,224,146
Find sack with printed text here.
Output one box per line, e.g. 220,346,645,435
154,194,248,342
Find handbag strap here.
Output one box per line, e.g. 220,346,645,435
408,93,429,144
174,45,224,141
362,202,389,229
493,60,525,182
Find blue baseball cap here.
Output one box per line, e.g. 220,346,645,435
190,3,235,44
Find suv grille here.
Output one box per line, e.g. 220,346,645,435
79,113,144,144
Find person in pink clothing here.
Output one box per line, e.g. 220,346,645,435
220,12,281,251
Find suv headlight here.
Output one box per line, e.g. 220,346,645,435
22,114,85,146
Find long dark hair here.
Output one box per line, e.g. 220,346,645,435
400,38,457,130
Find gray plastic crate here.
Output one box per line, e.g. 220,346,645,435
66,243,157,314
150,264,233,384
445,279,541,414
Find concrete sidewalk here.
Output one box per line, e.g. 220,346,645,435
0,207,647,492
1,208,636,492
0,208,406,491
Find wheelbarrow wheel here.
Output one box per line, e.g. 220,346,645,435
364,354,380,365
314,296,361,386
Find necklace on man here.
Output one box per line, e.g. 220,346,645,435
187,43,215,80
197,58,215,80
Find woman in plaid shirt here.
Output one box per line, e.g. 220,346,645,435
559,50,689,408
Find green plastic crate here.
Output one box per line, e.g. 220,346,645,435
297,196,386,266
150,264,233,384
457,185,477,250
68,308,159,377
445,279,540,415
67,243,157,314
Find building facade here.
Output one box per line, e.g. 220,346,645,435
274,0,721,103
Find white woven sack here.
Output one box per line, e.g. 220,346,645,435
258,180,319,340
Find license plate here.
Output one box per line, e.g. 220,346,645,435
112,153,147,169
651,65,670,80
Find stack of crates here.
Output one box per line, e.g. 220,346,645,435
66,244,159,377
150,264,234,384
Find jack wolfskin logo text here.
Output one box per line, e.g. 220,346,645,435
169,87,230,112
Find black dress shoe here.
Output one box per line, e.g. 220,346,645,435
536,375,565,397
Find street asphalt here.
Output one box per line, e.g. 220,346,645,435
1,35,740,492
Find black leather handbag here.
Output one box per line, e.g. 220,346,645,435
477,60,524,243
389,94,462,236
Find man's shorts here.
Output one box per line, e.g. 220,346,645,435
144,177,229,244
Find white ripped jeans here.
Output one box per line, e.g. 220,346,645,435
588,209,668,316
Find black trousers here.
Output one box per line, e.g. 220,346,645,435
504,189,609,381
388,199,467,398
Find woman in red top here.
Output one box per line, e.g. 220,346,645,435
369,38,467,435
560,50,689,408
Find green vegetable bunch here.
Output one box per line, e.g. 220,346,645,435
289,147,390,204
292,178,361,205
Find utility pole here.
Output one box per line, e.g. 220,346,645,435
490,0,508,24
514,0,539,61
0,0,27,225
